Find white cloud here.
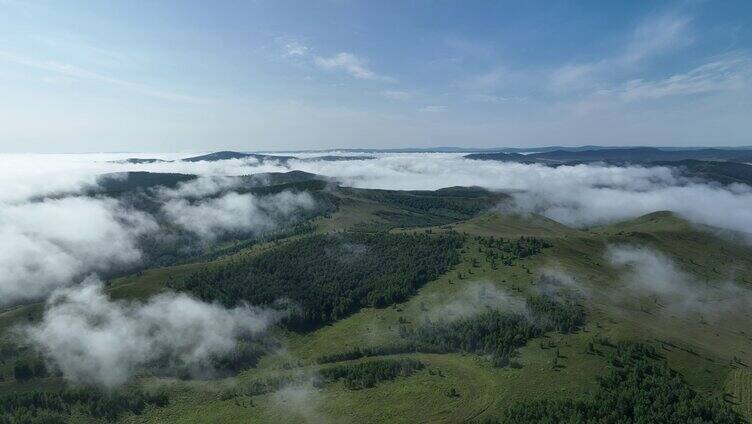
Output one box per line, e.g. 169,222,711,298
546,12,693,94
0,51,208,104
605,55,752,101
381,90,413,100
313,52,392,81
606,244,751,319
419,105,447,113
462,66,513,90
157,175,241,199
0,196,156,304
3,152,752,310
467,94,520,103
548,63,601,94
162,190,316,240
426,281,524,321
285,155,752,235
621,13,693,66
0,154,320,304
284,41,309,57
25,277,279,388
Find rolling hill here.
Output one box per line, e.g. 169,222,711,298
1,172,751,423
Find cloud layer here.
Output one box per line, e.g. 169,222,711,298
0,157,320,303
25,277,279,388
163,190,315,240
0,196,155,304
2,152,752,307
605,244,751,319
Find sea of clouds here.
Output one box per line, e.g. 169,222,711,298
3,151,752,302
2,151,751,386
4,152,752,229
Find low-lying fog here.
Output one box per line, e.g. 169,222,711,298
2,152,752,387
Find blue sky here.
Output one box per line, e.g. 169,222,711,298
0,0,750,152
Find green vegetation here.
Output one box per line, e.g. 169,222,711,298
319,359,425,390
0,388,167,423
403,294,584,367
340,186,507,229
501,342,740,423
315,342,442,365
526,294,585,333
476,235,551,267
174,231,464,329
95,171,197,193
3,177,752,423
406,311,539,367
112,176,338,272
11,359,47,382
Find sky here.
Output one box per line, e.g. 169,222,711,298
0,0,751,152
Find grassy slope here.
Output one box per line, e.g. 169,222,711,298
126,210,750,422
2,203,752,422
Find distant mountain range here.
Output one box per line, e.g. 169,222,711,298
107,148,752,188
113,151,375,164
464,147,752,187
465,147,752,163
258,145,752,154
111,146,752,165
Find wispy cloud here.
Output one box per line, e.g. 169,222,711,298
462,66,512,90
0,51,208,104
459,8,734,108
467,93,521,103
419,105,446,112
314,52,393,81
547,11,694,94
31,35,133,68
620,13,693,66
381,90,413,100
548,63,601,94
283,40,308,57
605,55,751,101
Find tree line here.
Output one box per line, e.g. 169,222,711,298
0,389,167,424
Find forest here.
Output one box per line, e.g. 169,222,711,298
319,359,425,390
0,389,168,424
1,168,748,423
341,186,507,225
499,342,739,423
403,293,585,367
98,175,338,275
174,231,465,329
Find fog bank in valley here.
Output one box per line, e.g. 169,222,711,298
24,277,280,388
606,244,752,319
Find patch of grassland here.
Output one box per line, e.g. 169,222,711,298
726,367,752,421
3,207,751,423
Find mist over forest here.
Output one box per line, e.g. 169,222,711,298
2,0,752,422
0,149,751,423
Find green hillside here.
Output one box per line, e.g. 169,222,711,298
1,179,751,423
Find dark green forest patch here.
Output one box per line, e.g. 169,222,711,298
319,358,425,390
340,186,507,229
173,231,465,330
498,342,740,423
402,293,585,367
0,388,167,423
